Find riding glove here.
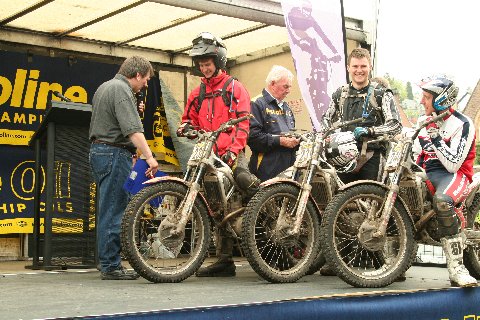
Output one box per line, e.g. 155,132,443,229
425,118,440,140
221,151,237,168
353,127,370,140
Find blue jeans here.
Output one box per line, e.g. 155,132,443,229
89,143,132,273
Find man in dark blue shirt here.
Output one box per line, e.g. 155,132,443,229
248,65,299,182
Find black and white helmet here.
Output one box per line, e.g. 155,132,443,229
419,75,458,111
325,131,358,173
190,32,227,73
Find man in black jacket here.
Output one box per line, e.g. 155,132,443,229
320,48,402,276
248,65,299,182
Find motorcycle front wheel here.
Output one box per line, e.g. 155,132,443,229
121,181,211,283
464,193,480,279
241,183,321,283
321,184,417,288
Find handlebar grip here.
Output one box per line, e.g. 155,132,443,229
184,130,198,138
342,118,364,127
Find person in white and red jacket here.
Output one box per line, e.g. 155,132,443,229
415,75,477,287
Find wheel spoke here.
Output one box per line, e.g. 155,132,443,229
323,185,416,287
242,184,320,282
122,182,210,282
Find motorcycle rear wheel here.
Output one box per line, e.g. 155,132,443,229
321,184,417,288
121,181,211,283
241,184,321,283
464,193,480,279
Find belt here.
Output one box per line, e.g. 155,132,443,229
91,139,136,155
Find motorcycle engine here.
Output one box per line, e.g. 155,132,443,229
227,193,244,236
203,171,232,213
399,175,425,216
310,170,336,210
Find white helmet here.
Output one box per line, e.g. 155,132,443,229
419,75,458,111
325,131,358,173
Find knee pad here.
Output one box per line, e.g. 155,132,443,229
433,193,460,237
234,167,260,191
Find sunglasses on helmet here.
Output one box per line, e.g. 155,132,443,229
192,32,217,45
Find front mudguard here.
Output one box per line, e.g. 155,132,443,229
260,177,323,217
338,180,416,231
143,176,214,217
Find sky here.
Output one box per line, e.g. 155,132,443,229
374,0,480,99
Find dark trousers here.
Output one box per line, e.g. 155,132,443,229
338,150,382,184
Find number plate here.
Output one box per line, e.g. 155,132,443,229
294,141,313,168
385,142,402,171
189,141,205,161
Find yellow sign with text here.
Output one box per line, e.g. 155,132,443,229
0,129,34,145
0,218,86,234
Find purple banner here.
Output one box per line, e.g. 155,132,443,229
282,0,346,130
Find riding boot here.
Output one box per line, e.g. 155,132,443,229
441,234,477,287
196,237,236,277
319,263,337,276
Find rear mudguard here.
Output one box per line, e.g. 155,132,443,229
465,173,480,208
260,178,323,217
338,180,416,231
143,176,214,217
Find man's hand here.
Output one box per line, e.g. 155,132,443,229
137,101,145,114
145,156,159,178
353,127,370,140
221,151,237,168
280,136,300,148
425,117,440,139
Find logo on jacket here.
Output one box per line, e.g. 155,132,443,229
266,108,285,116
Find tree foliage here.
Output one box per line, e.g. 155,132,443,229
383,73,407,102
406,81,414,100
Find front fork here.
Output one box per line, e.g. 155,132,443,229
370,165,404,239
159,166,205,247
372,184,399,238
277,166,314,237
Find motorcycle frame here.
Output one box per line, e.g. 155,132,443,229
145,116,251,239
266,118,364,237
351,111,479,241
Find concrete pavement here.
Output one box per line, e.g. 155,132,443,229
0,258,455,320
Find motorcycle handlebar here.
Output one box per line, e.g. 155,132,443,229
279,129,309,140
228,114,253,126
334,117,364,129
218,114,253,132
411,110,452,141
323,117,364,137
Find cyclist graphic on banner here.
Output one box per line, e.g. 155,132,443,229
282,0,346,129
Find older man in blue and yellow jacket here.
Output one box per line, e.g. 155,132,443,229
248,65,299,182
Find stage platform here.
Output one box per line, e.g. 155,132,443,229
1,258,479,320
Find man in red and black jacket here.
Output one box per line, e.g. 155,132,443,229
177,32,258,277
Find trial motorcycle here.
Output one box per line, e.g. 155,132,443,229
241,118,362,283
320,111,480,287
121,115,252,283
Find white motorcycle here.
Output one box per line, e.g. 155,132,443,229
121,115,252,283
